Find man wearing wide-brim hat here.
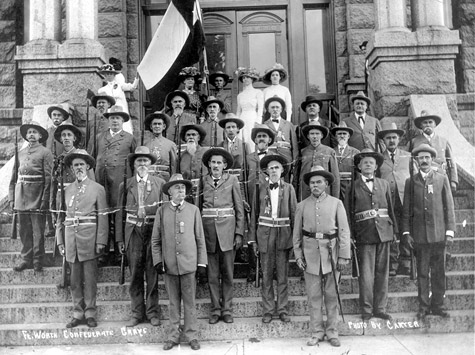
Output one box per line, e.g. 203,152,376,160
200,96,225,147
293,166,350,348
331,122,360,201
219,113,247,171
401,143,455,320
210,71,232,115
410,110,458,191
262,96,298,182
143,111,177,182
344,148,398,323
56,149,108,329
295,123,340,201
86,94,115,150
9,121,54,272
115,146,165,328
378,122,413,276
342,91,382,152
298,95,335,148
262,63,293,121
151,173,207,351
45,103,73,157
200,147,244,325
164,90,196,145
249,154,297,324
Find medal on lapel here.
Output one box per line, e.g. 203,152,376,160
428,184,434,194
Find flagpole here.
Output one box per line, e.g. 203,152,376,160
197,0,210,98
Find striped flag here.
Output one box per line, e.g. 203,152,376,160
138,0,206,111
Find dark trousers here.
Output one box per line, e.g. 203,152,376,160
261,228,290,315
18,211,45,264
390,199,411,271
415,242,446,312
127,227,159,320
207,245,235,317
70,258,98,319
358,242,390,316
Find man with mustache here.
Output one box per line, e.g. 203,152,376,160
219,114,247,171
86,94,115,152
298,95,335,148
210,71,232,118
201,148,244,324
151,174,207,351
57,150,108,329
401,144,455,320
410,111,458,193
164,91,196,145
116,146,165,327
249,155,297,324
46,103,72,157
200,96,225,147
9,121,54,272
293,166,350,348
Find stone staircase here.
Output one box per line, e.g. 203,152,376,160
0,173,473,346
0,109,22,169
457,93,475,146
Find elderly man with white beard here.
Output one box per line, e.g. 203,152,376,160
200,96,225,147
164,91,196,145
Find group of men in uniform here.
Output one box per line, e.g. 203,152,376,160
8,82,457,350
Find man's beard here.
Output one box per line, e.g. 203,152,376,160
257,140,267,151
137,166,148,178
186,141,197,155
173,107,184,116
423,127,433,135
75,170,87,181
337,137,348,146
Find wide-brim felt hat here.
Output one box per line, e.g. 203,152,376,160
144,111,171,132
303,166,335,186
218,114,244,130
103,105,130,122
203,96,224,111
262,64,288,85
354,148,384,168
202,147,234,167
413,110,442,129
302,123,329,139
331,122,354,136
377,122,405,139
128,146,157,169
64,149,95,169
91,94,116,108
47,105,71,119
20,121,49,144
351,91,371,106
300,95,323,112
260,154,290,177
412,143,437,158
264,96,286,111
162,173,193,196
165,90,190,109
251,125,275,146
53,124,83,145
209,71,230,85
180,124,207,144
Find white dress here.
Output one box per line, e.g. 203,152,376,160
263,84,293,121
236,87,264,152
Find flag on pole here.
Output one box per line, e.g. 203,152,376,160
138,0,206,111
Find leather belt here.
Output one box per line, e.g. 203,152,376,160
258,216,290,227
302,230,337,240
17,174,43,183
275,141,291,150
202,208,235,218
126,213,155,226
355,208,389,222
64,216,97,227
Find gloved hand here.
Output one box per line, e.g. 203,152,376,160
252,242,259,258
234,234,243,250
404,234,414,250
118,242,125,255
337,257,349,271
95,243,106,255
58,244,65,257
243,201,251,213
155,262,165,274
296,258,306,271
197,265,207,278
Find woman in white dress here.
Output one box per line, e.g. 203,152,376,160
262,63,292,121
236,67,263,152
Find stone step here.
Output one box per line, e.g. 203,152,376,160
454,191,475,210
0,290,472,325
460,127,475,146
1,310,473,347
0,271,472,305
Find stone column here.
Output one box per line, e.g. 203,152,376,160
374,0,408,31
66,0,98,40
411,0,446,29
27,0,61,42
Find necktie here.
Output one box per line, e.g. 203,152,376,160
365,178,374,183
269,182,279,190
228,141,234,151
257,151,266,156
358,116,365,127
138,180,145,218
339,147,344,155
272,119,279,123
213,178,220,187
390,153,395,163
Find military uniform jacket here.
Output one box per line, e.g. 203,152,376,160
250,180,297,253
343,113,381,151
298,116,335,148
144,135,177,180
56,178,108,263
380,149,412,206
164,109,196,145
200,118,224,147
115,174,166,249
410,134,458,185
334,145,360,175
344,177,398,244
151,201,208,275
212,89,232,114
9,143,54,211
245,150,271,204
180,145,209,181
220,136,247,171
263,118,299,165
86,112,110,153
46,119,73,157
402,170,455,244
293,193,351,275
201,173,245,253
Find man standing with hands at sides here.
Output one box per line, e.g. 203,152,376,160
116,146,165,327
9,121,53,272
402,144,455,320
200,96,225,147
220,114,247,171
86,94,115,152
293,166,350,347
151,174,207,351
345,149,397,322
164,91,196,145
201,148,244,325
250,155,297,323
57,150,108,328
210,71,232,117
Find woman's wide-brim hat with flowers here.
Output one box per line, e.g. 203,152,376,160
179,66,201,78
236,67,260,82
262,63,288,85
99,64,118,75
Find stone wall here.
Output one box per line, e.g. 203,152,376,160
453,0,475,93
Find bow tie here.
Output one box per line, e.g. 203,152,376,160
365,178,374,183
213,178,220,186
257,151,267,156
269,182,279,190
272,119,279,123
